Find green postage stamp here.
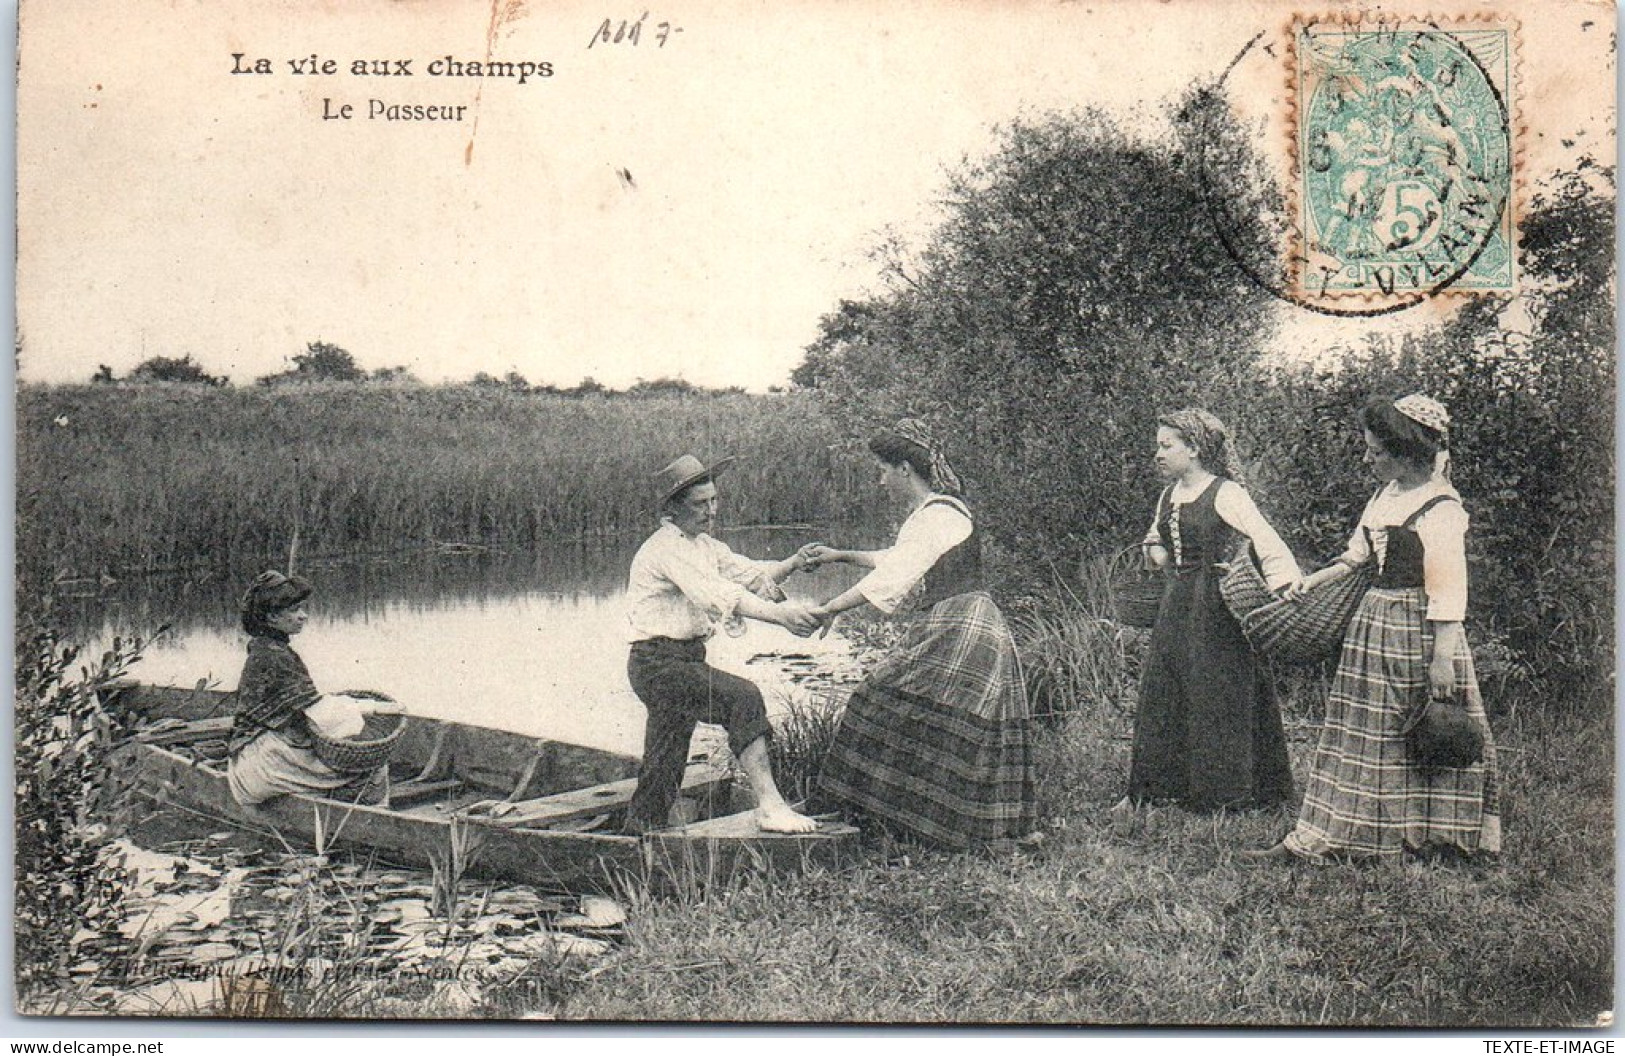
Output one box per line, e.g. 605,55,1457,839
1293,15,1517,300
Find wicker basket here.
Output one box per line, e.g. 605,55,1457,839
1108,545,1166,629
311,710,407,774
1220,547,1374,664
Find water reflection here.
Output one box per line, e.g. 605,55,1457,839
90,529,875,756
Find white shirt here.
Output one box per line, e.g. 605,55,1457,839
1338,479,1470,622
626,521,782,642
1144,479,1302,591
855,496,974,614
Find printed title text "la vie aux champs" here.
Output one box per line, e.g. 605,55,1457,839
231,53,553,122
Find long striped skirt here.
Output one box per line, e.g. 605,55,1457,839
1285,586,1501,860
816,592,1038,849
227,729,389,808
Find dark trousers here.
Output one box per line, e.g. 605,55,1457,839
625,637,773,834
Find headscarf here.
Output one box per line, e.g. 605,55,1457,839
1393,393,1451,438
1157,408,1246,484
1392,393,1452,478
891,418,964,496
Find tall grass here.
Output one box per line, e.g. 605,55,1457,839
17,384,880,588
766,692,847,806
1008,552,1145,722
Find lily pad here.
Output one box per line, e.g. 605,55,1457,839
187,942,239,963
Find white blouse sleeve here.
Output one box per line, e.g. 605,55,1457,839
1415,500,1470,622
1337,494,1380,569
1214,482,1301,590
854,502,973,614
1143,487,1169,548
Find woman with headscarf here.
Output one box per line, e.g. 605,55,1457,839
1246,395,1500,862
226,570,399,807
1115,408,1301,823
801,420,1038,849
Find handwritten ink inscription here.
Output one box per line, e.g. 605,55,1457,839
588,12,683,48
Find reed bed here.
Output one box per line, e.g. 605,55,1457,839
18,384,880,587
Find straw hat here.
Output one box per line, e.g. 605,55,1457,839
654,454,735,505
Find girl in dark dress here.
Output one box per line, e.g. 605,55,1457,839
1114,409,1301,823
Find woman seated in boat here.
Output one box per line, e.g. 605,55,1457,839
226,571,400,807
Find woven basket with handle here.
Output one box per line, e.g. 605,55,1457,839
1108,544,1166,629
309,699,407,774
1220,545,1374,664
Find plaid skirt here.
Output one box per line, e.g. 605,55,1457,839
816,592,1037,849
1286,587,1501,860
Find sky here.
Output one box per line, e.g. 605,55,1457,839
14,0,1614,391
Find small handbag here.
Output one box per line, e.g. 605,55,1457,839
1402,693,1486,770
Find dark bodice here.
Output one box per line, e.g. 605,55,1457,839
916,496,983,609
1368,494,1457,590
1156,477,1236,575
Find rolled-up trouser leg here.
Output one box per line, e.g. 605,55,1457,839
625,637,772,834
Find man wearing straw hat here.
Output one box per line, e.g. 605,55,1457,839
623,453,821,835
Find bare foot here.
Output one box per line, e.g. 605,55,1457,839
756,801,819,834
1238,840,1301,865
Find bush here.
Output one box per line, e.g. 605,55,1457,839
258,341,368,385
798,104,1281,589
1245,175,1614,699
126,355,226,386
14,621,146,1002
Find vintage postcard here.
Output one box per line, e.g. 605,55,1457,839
12,0,1615,1030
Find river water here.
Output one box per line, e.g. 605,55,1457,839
74,528,874,758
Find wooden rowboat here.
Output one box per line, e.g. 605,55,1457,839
98,681,857,893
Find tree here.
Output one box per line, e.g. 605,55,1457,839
627,376,697,398
797,104,1280,577
258,341,366,385
371,365,418,384
127,354,225,386
564,376,609,398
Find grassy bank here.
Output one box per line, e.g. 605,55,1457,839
555,693,1611,1026
17,384,878,587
